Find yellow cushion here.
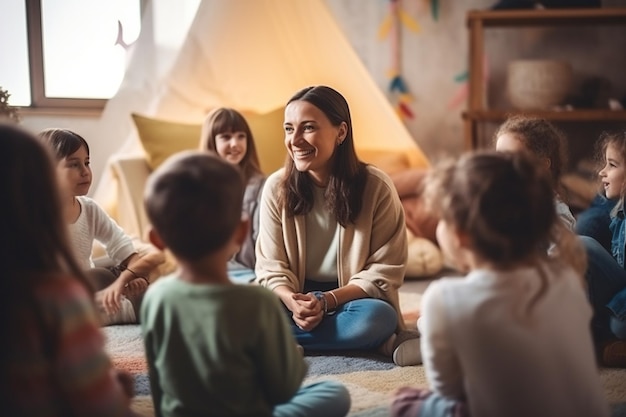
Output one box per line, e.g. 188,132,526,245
132,108,286,174
241,108,286,175
357,148,412,175
132,113,202,171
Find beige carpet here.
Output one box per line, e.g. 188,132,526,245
105,291,626,417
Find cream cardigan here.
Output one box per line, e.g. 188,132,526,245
255,165,408,330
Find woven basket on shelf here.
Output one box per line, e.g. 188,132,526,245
507,59,573,110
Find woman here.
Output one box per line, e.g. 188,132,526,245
255,85,421,366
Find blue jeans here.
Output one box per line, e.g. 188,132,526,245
274,381,351,417
228,267,256,284
576,194,616,253
581,236,626,342
288,280,398,351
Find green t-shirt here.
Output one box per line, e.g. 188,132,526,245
140,276,307,417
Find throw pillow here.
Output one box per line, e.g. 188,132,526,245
241,108,286,175
357,148,412,175
132,113,202,171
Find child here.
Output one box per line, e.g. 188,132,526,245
575,137,618,252
38,128,163,325
199,107,266,283
141,150,351,417
0,123,137,416
392,151,608,417
494,115,576,230
580,131,626,367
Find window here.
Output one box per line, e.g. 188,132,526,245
0,0,141,111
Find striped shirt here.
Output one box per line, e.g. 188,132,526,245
3,274,135,416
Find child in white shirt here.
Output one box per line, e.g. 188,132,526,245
392,151,608,417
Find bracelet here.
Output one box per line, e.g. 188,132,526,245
312,291,328,315
327,290,339,311
121,265,149,286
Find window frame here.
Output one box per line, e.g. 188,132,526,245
21,0,143,114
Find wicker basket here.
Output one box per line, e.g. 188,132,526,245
507,59,573,110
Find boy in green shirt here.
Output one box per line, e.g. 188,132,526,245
141,150,350,417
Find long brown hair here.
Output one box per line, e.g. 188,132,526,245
281,86,367,227
199,108,263,182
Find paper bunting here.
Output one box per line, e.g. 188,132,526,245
419,0,439,21
454,70,468,83
430,0,439,21
379,0,418,121
447,82,468,110
447,56,490,110
389,74,410,94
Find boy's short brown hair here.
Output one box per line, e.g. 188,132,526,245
144,151,244,261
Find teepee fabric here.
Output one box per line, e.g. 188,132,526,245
94,0,429,204
154,0,429,163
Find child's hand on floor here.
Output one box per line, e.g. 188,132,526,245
96,281,126,315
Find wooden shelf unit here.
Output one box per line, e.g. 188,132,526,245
463,7,626,150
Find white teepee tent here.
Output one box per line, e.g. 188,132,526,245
93,0,429,205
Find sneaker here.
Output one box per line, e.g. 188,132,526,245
392,330,422,366
601,339,626,368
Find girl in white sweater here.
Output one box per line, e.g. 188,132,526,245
392,151,608,417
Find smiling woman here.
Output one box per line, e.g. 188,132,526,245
283,99,346,186
255,85,422,367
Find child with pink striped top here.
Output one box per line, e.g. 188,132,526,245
0,123,137,416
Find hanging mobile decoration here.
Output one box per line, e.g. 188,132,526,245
379,0,419,120
448,55,490,110
447,70,469,110
430,0,439,21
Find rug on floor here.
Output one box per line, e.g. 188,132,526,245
104,322,626,417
